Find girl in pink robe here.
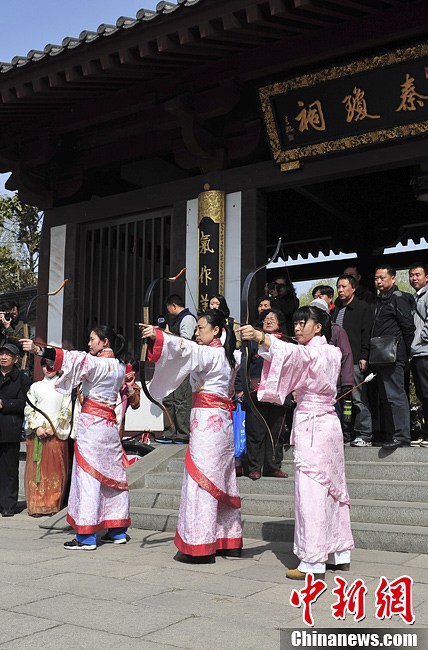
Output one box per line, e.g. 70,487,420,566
141,309,242,564
21,326,130,550
241,305,354,579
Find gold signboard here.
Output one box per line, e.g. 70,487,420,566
259,43,428,171
197,185,225,312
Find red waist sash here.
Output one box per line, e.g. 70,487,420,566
81,398,117,425
192,392,233,416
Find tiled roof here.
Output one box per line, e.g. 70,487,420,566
0,1,202,73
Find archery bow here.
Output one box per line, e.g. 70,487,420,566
21,279,69,434
240,238,283,461
139,268,186,432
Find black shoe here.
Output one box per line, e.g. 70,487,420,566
154,435,174,444
382,438,410,449
173,436,189,444
216,548,242,558
1,509,14,517
176,552,215,564
64,538,96,551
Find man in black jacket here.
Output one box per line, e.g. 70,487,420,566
372,266,415,449
334,275,373,445
0,342,31,516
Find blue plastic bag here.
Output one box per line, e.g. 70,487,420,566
233,401,246,458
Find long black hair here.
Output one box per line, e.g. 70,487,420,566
208,294,230,319
91,325,125,362
292,305,332,343
201,308,236,369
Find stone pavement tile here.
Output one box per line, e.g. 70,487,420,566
139,549,260,575
144,615,281,650
0,610,59,645
411,582,428,607
0,624,178,650
128,566,277,598
351,548,419,566
0,584,56,609
0,546,71,566
134,586,297,629
138,530,177,548
348,560,428,584
30,554,153,580
32,572,173,604
402,554,428,569
226,562,291,584
13,593,189,638
247,582,299,606
1,561,65,585
249,549,293,566
412,599,428,621
243,538,293,554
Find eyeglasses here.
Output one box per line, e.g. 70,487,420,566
263,318,278,324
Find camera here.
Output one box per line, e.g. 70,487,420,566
4,312,11,321
156,316,167,330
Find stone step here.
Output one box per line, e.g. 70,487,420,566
129,506,428,554
165,446,428,469
165,457,428,481
130,488,428,526
143,470,428,502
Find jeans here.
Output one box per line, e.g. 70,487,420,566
352,364,372,441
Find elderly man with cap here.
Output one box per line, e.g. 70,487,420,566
0,342,31,516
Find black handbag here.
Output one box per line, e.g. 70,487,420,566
369,335,398,366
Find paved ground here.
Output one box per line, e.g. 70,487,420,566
0,508,427,649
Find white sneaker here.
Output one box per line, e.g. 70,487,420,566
350,438,372,447
100,533,127,544
411,437,424,446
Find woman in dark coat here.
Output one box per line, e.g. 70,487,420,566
0,342,31,516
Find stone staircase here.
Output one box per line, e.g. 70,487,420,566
127,444,428,554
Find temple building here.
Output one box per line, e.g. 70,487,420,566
0,0,427,352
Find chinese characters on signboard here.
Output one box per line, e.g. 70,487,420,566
259,43,428,171
197,188,225,312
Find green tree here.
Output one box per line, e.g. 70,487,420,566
0,194,42,291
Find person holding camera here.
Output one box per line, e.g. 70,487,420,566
265,276,299,337
0,301,26,341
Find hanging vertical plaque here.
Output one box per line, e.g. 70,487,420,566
197,185,225,312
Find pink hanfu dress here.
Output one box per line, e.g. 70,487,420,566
148,330,242,556
52,348,130,534
258,335,354,568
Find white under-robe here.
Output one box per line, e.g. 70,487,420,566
149,330,242,555
258,335,354,565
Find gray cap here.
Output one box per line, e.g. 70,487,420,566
310,298,329,313
0,342,21,356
